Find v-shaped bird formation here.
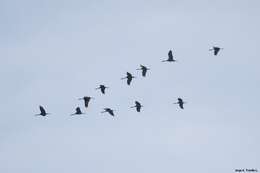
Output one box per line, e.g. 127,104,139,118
35,47,223,117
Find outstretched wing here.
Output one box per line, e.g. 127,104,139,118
135,101,141,107
39,106,46,115
135,101,141,112
179,102,184,109
127,72,131,77
127,77,132,85
101,87,105,94
108,110,114,116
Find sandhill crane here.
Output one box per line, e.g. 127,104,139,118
101,108,115,116
35,106,50,116
209,46,223,55
78,96,94,108
137,65,150,77
162,50,177,62
131,101,143,112
71,107,85,115
174,98,186,109
121,72,136,85
96,85,108,94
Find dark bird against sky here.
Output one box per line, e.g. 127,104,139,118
79,96,93,108
101,108,115,116
209,46,223,55
121,72,136,85
71,107,84,116
96,85,108,94
174,98,186,109
35,106,50,116
162,50,177,62
137,65,150,77
131,101,143,112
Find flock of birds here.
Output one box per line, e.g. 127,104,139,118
35,46,223,117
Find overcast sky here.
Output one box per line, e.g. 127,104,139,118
0,0,260,172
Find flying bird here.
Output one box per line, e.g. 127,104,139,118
71,107,85,115
96,85,108,94
35,106,50,116
174,98,186,109
209,46,223,55
79,96,94,108
137,65,150,77
162,50,177,62
101,108,115,116
121,72,136,85
131,101,143,112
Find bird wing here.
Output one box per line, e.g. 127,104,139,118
101,87,105,94
76,107,82,114
179,103,184,109
84,97,90,107
127,72,132,76
39,106,46,115
142,68,147,77
135,101,141,107
168,50,173,60
178,98,183,103
127,77,132,85
108,110,114,116
214,48,220,55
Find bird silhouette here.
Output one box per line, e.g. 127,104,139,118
174,98,186,109
162,50,177,62
101,108,115,116
96,85,108,94
131,101,143,112
121,72,136,85
71,107,85,115
209,46,223,55
79,96,94,108
137,65,150,77
35,106,50,116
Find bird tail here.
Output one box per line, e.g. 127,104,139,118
121,77,127,80
161,60,167,62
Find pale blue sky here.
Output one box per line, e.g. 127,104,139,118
0,0,259,172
